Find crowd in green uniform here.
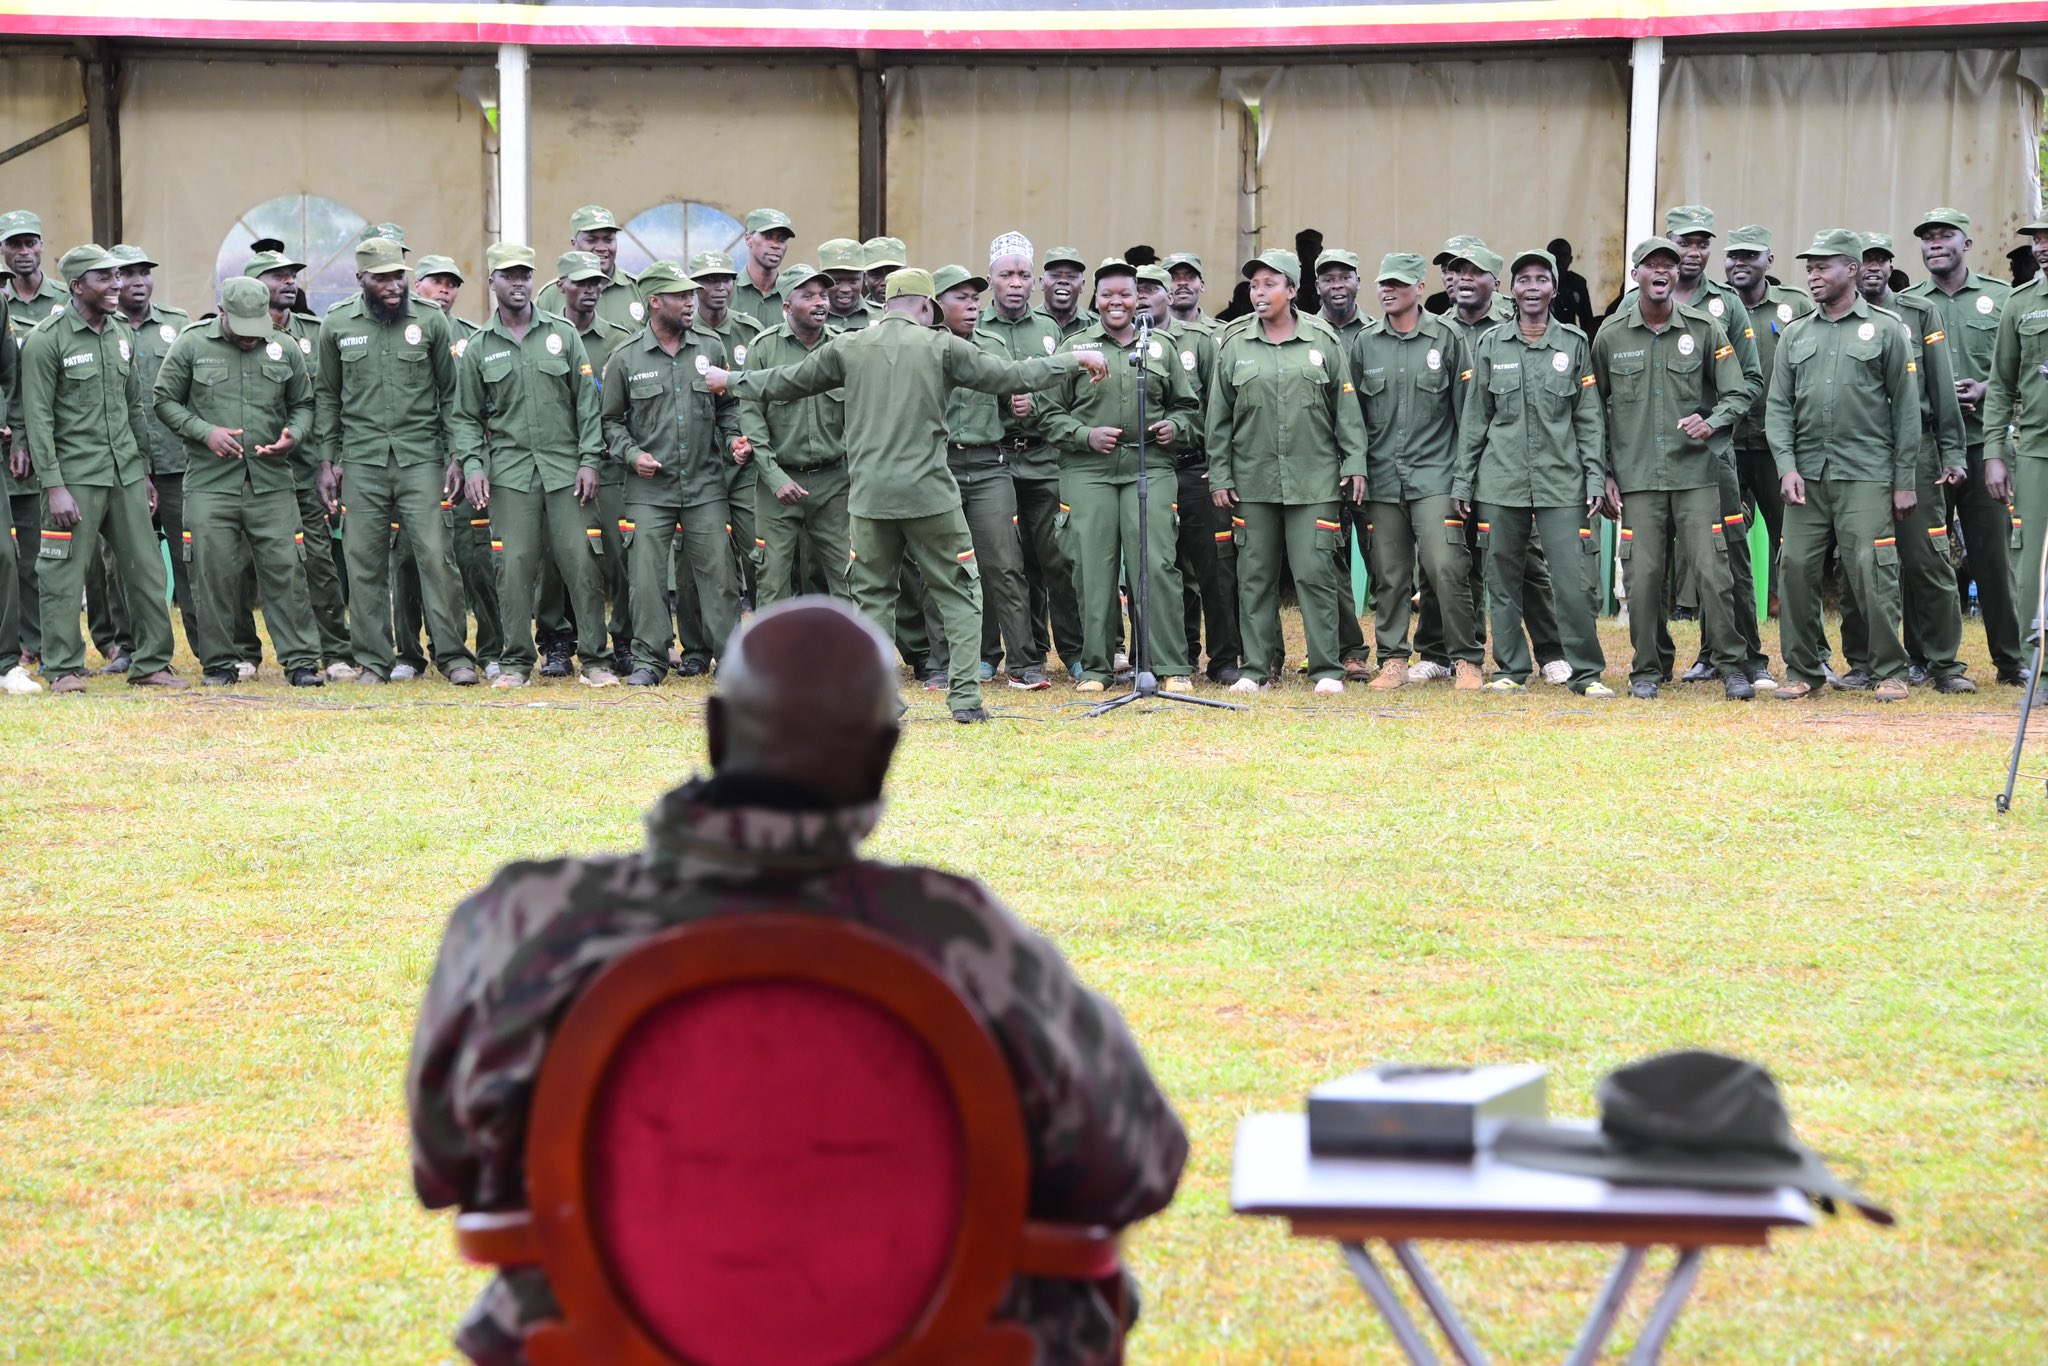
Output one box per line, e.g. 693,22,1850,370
2,199,2043,709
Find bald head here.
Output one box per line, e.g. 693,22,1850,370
707,597,901,804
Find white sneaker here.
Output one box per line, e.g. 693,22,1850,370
1750,671,1779,691
484,661,503,681
324,661,358,682
490,672,526,689
235,661,258,681
1540,660,1572,686
1578,681,1617,698
1113,649,1130,672
1313,677,1344,696
389,663,419,681
0,664,42,695
1408,660,1452,683
1228,676,1263,694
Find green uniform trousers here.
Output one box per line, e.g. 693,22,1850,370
151,471,204,653
1334,506,1371,664
0,517,19,660
1736,442,1785,601
1951,444,2023,675
959,465,1035,674
492,485,607,675
625,499,737,679
341,459,476,679
9,492,40,659
1176,465,1241,678
534,480,631,661
723,457,758,609
852,508,984,711
84,537,129,659
1368,495,1479,666
1014,472,1081,670
1621,486,1744,685
1236,499,1345,684
296,484,352,667
1060,456,1189,682
186,486,320,674
36,481,176,678
1417,520,1564,670
2018,455,2048,655
1840,469,1964,680
1478,503,1605,689
755,461,852,608
1672,454,1766,677
397,492,499,670
1780,479,1907,689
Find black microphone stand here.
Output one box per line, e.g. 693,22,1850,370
1086,313,1247,718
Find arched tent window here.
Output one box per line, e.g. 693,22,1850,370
616,201,748,276
214,194,367,318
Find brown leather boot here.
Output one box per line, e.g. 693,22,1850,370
129,669,189,689
1369,661,1407,690
1453,660,1485,690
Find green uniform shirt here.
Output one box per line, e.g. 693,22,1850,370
313,297,458,468
1764,296,1919,489
1440,293,1516,355
978,305,1065,479
732,275,788,332
151,318,316,496
1453,317,1605,507
1734,284,1816,447
1623,277,1762,459
1173,313,1218,336
1049,307,1098,341
535,270,645,336
1904,270,2008,447
1323,312,1369,343
21,307,151,491
729,313,1082,521
1870,291,1965,477
944,330,1012,457
600,325,739,510
450,309,603,494
826,305,874,334
574,312,638,487
5,275,67,495
1166,321,1217,465
737,323,845,487
1039,323,1201,481
1205,311,1370,504
1983,275,2048,466
1346,310,1466,502
1591,301,1745,493
698,310,761,368
1,295,17,457
273,312,324,481
116,302,192,475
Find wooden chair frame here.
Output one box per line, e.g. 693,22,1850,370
453,912,1122,1366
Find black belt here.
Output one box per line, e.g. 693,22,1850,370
1001,435,1038,454
948,442,1002,455
784,457,845,473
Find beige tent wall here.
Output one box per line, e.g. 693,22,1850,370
121,58,491,320
1658,49,2048,283
1254,58,1631,312
530,62,859,268
0,54,92,264
885,65,1238,291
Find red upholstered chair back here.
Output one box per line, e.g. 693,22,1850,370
505,912,1045,1366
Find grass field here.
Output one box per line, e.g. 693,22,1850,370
3,610,2045,1364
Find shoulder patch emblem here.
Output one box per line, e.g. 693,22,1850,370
1977,294,1996,315
118,337,131,362
545,332,563,356
299,337,313,356
452,337,468,358
1426,347,1442,371
1551,350,1570,372
1180,349,1196,372
1707,296,1725,317
1777,303,1793,324
1925,329,1945,345
266,340,284,361
630,301,647,321
734,343,748,365
1043,334,1056,354
1677,334,1696,356
404,323,422,346
694,353,710,375
1308,348,1324,367
1857,321,1876,341
159,323,177,344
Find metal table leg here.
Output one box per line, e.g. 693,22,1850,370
1342,1241,1442,1365
1390,1241,1491,1366
1625,1248,1705,1366
1563,1246,1646,1366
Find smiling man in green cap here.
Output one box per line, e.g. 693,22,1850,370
1984,214,2048,691
4,210,68,668
733,209,797,330
1906,206,2022,684
705,266,1108,722
817,239,874,333
153,275,323,687
1767,229,1921,702
1349,250,1481,690
314,234,477,685
1040,246,1095,340
1313,248,1374,677
860,236,907,309
1722,224,1814,627
21,244,187,691
535,205,643,333
601,260,743,684
451,242,615,690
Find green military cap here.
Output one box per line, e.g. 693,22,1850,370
108,244,159,269
57,244,122,281
1094,256,1136,279
1913,207,1971,237
1509,247,1558,279
884,267,935,301
863,236,908,270
1859,232,1896,258
2020,216,2048,236
1375,253,1428,286
1796,228,1864,261
416,253,466,281
218,275,278,342
778,263,824,293
0,210,43,240
1724,225,1773,253
638,260,700,297
483,243,534,274
568,204,620,233
355,237,409,275
1042,245,1087,270
1241,248,1301,285
1449,245,1506,278
1664,205,1716,238
687,250,737,279
1432,234,1488,267
818,238,867,274
1163,252,1204,277
245,249,307,278
1315,249,1362,274
555,250,606,283
1628,237,1683,267
358,221,407,248
1135,264,1172,289
932,263,989,296
746,208,796,236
